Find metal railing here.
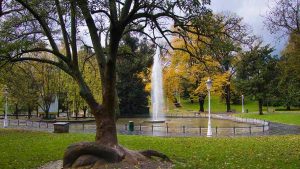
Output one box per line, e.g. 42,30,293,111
1,117,270,137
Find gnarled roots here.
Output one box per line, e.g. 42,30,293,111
63,142,172,169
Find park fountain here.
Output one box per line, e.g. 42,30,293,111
150,47,165,122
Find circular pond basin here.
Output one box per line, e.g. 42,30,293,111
117,117,255,128
68,117,263,136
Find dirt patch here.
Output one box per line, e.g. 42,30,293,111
37,160,63,169
37,159,173,169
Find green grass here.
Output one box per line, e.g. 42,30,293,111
167,96,267,114
235,112,300,126
0,129,299,169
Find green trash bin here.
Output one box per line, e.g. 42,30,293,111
129,121,134,132
246,109,248,113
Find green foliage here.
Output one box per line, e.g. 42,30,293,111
167,97,262,114
0,63,40,115
276,33,300,109
236,44,278,99
235,43,279,114
0,129,299,169
116,36,153,116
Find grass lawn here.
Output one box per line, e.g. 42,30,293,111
0,129,299,169
167,96,270,114
235,112,300,126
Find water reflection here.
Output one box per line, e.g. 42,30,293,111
117,117,257,128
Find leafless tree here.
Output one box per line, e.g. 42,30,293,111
265,0,300,35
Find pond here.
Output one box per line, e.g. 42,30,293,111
65,117,263,136
116,117,256,128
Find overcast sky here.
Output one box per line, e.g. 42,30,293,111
209,0,288,55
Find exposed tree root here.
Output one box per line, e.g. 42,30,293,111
139,150,172,162
63,142,172,169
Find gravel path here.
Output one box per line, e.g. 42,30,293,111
36,160,62,169
267,122,300,135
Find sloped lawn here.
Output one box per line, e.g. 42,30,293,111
0,129,299,169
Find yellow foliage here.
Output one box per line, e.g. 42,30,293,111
164,30,230,99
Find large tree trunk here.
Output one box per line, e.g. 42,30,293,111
96,64,118,146
258,99,263,115
94,111,118,146
62,4,171,167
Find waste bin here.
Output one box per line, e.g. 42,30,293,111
246,109,248,113
53,122,69,133
129,121,134,132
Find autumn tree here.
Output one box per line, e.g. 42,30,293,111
206,13,254,112
165,12,253,113
0,0,211,167
165,35,227,112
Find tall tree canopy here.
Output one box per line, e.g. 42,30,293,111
265,0,300,110
117,35,154,117
164,12,253,112
236,43,279,115
276,33,300,109
0,0,215,167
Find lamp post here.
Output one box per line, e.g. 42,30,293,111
3,87,8,128
206,78,212,137
242,95,244,113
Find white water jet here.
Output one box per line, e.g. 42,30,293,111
151,47,164,121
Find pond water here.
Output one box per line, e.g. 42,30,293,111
2,117,265,137
116,117,256,128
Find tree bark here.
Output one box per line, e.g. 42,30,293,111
93,109,118,147
225,84,231,112
286,104,291,111
36,106,39,117
75,110,78,120
67,102,70,120
198,95,205,112
45,110,49,119
27,104,32,119
258,99,263,115
15,104,19,119
95,66,118,146
82,106,87,118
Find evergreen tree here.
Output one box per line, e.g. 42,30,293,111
117,36,153,116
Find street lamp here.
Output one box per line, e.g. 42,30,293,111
3,87,8,128
242,95,245,113
206,78,212,137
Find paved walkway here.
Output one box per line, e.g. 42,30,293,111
1,119,299,137
266,122,300,135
